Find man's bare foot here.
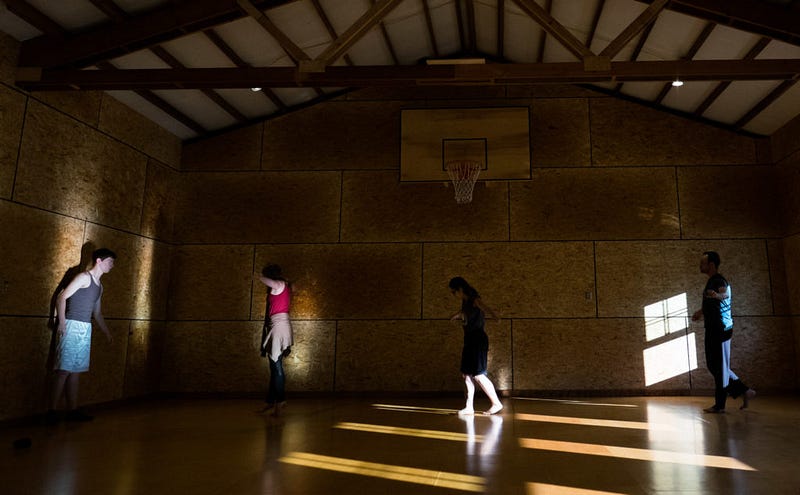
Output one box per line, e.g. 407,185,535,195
257,403,275,413
703,406,725,414
741,389,756,410
271,401,286,417
484,404,503,415
458,408,474,416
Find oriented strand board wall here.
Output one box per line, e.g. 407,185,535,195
0,33,180,420
174,86,797,397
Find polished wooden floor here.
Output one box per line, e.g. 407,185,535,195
2,395,800,495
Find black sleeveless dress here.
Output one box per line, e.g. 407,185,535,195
460,304,489,375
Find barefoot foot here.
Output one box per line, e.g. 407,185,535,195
484,404,503,415
740,389,756,410
457,408,474,416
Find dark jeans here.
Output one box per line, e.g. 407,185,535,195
266,354,285,404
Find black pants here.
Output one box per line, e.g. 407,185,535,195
705,334,748,410
266,354,285,404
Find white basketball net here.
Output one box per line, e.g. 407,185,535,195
446,160,482,204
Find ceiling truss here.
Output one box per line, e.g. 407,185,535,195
8,0,800,138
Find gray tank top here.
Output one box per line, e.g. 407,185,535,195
65,274,101,323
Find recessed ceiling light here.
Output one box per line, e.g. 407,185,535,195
672,79,684,87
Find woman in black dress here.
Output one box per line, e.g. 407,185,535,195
449,277,503,416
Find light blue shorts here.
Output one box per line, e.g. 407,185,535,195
54,319,92,373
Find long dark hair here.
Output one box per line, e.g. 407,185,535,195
449,276,479,312
262,264,286,282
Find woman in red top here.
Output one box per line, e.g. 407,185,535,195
258,264,293,416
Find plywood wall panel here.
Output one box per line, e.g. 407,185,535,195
511,168,680,240
0,85,24,199
124,320,165,398
423,242,596,318
590,98,757,166
140,158,179,242
161,320,335,393
84,223,171,321
341,171,509,242
169,245,254,321
16,101,148,233
678,166,781,238
98,95,182,169
183,124,262,171
174,171,341,244
79,320,130,406
254,244,422,319
0,200,85,316
0,318,51,420
36,91,102,127
262,101,404,170
596,240,773,318
512,318,687,392
336,319,511,392
531,98,591,167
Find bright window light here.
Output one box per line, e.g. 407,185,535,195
514,413,678,432
643,333,698,386
527,482,628,495
335,422,479,442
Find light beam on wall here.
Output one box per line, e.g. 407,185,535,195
642,293,697,386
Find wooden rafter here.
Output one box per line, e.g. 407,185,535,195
307,0,404,71
88,0,128,22
203,28,287,111
237,0,309,64
586,0,606,48
421,0,440,58
455,0,466,52
95,62,206,135
18,59,800,91
635,0,800,46
694,37,771,116
371,0,399,65
535,0,552,63
465,0,477,54
5,0,64,37
149,46,248,123
513,0,593,61
18,0,299,69
311,0,354,65
735,79,799,129
599,0,668,59
613,19,656,93
497,0,505,59
654,21,715,104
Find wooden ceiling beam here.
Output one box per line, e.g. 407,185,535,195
421,0,440,58
371,0,399,65
18,0,299,69
95,61,206,135
465,0,477,54
635,0,800,46
237,0,309,64
612,20,656,93
496,0,505,58
203,28,287,111
694,36,770,116
307,0,404,70
18,59,800,90
600,0,667,59
4,0,65,37
513,0,594,61
311,0,355,65
735,79,799,129
654,21,715,104
586,0,606,49
87,0,128,22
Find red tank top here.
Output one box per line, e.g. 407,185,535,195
269,284,291,316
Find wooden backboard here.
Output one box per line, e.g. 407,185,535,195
400,107,531,181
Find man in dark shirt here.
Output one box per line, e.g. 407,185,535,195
691,251,755,413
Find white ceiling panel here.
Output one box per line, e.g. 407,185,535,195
215,89,278,119
152,89,239,131
591,0,646,60
694,25,761,60
662,81,717,113
349,30,395,65
384,7,432,65
503,7,544,63
214,18,296,67
0,8,39,40
111,50,171,70
269,0,332,55
621,81,668,101
743,82,800,135
702,80,783,124
474,0,498,56
643,10,708,60
272,87,319,106
756,40,800,59
27,0,106,31
106,90,196,140
161,33,236,68
428,0,460,56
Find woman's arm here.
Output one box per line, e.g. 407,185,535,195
475,298,500,321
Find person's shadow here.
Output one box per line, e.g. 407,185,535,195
45,242,96,371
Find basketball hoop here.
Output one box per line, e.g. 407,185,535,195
446,160,482,204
